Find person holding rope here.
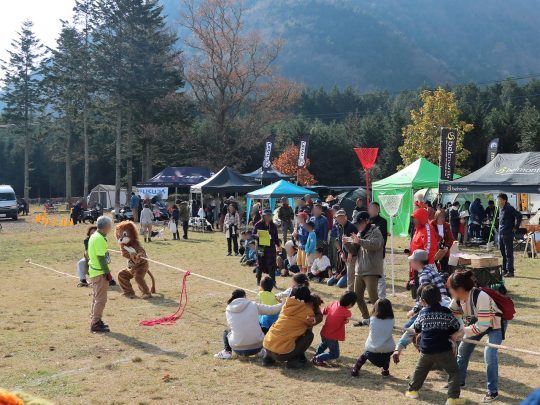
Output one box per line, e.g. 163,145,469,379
87,216,113,333
447,270,509,404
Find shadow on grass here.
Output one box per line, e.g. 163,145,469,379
105,331,186,360
461,369,535,402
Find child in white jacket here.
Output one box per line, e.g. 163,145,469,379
215,289,283,359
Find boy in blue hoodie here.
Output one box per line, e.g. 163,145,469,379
304,220,317,269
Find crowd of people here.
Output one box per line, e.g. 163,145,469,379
209,193,518,404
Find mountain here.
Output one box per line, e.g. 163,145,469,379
163,0,540,92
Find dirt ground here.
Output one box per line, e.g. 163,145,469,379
0,214,539,404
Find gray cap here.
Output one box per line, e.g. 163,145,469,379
335,209,347,217
408,249,428,262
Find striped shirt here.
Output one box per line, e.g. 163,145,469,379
449,289,501,338
418,265,448,298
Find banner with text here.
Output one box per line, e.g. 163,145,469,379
261,134,276,171
486,138,499,163
439,127,458,181
138,187,168,200
297,134,310,167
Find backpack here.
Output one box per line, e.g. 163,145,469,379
471,287,516,321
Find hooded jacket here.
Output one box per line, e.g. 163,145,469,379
409,208,438,280
263,297,314,354
226,298,283,351
354,224,384,277
178,202,190,222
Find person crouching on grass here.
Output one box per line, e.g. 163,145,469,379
351,298,396,377
87,216,114,333
312,291,357,366
405,284,465,405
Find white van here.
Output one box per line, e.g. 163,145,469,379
0,185,18,220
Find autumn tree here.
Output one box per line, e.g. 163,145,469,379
399,87,473,171
181,0,301,166
272,145,316,185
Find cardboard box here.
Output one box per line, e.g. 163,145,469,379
449,254,472,266
469,255,499,268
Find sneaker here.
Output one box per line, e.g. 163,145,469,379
505,272,514,278
97,320,110,331
77,280,89,287
91,322,110,333
381,369,390,377
108,279,117,287
311,357,328,367
445,399,465,405
257,349,266,358
405,391,419,399
353,319,370,327
482,392,498,403
262,354,276,367
227,253,232,256
214,350,232,360
351,367,359,377
234,252,239,256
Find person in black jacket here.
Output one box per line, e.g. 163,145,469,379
449,201,461,240
497,193,522,277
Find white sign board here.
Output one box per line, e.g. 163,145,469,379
138,187,168,200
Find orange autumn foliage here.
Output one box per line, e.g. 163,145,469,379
272,145,316,186
0,390,24,405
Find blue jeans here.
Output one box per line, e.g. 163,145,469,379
315,338,340,362
327,275,347,288
457,323,506,394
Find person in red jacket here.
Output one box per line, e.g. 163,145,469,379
408,208,438,298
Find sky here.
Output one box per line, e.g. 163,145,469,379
0,0,75,70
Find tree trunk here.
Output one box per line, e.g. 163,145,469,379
126,108,133,196
114,109,122,209
83,105,89,199
24,132,30,200
145,139,152,180
65,123,72,201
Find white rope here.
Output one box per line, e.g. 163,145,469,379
26,259,78,279
26,257,540,358
109,249,259,294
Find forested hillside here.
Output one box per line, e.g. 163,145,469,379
164,0,540,90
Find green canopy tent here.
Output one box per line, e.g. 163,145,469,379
372,158,459,236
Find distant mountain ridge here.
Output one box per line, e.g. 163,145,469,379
162,0,540,91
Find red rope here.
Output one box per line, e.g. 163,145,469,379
139,271,191,326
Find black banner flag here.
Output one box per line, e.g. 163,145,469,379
486,138,499,163
261,133,275,171
297,134,310,168
439,127,458,181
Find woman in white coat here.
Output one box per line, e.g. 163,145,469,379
215,289,283,359
139,204,154,243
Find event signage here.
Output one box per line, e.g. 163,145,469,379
261,134,276,171
297,134,310,167
486,138,499,163
439,127,458,181
138,187,168,200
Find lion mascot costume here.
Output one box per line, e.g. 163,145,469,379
115,221,156,299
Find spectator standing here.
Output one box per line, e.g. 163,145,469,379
311,203,328,248
351,212,384,325
497,193,522,277
369,202,388,298
334,209,357,291
130,192,140,222
278,197,295,243
140,204,154,243
449,201,461,240
253,209,280,284
224,204,241,256
431,209,454,273
352,197,367,220
178,201,190,240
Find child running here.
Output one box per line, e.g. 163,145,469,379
405,284,465,405
312,291,357,366
258,276,279,334
351,298,396,377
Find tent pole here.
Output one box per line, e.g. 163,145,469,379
487,205,499,247
391,216,395,296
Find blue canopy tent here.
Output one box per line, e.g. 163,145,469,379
245,180,318,221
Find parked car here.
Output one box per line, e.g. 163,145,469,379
0,185,18,220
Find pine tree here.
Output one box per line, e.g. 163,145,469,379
0,20,45,199
42,23,87,201
517,101,540,152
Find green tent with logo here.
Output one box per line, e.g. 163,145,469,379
373,158,456,236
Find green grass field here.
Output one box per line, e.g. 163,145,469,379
0,215,539,404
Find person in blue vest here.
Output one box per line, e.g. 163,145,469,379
130,192,140,222
497,193,522,277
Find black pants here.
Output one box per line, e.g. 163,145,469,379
227,235,239,254
266,330,314,362
173,219,180,240
438,255,449,274
499,233,514,273
223,329,233,352
182,221,189,239
356,351,392,370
